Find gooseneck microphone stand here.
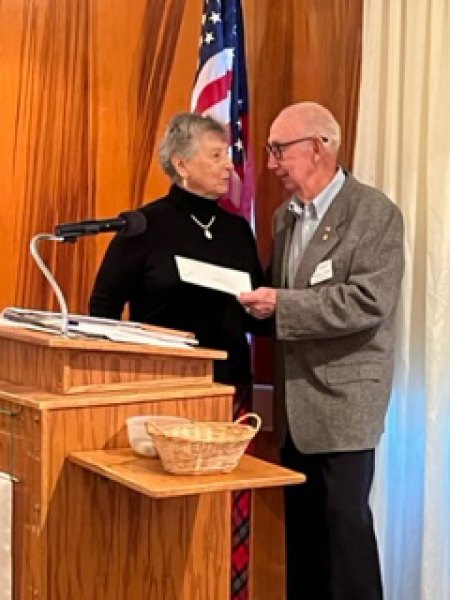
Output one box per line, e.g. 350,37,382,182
29,233,69,336
27,211,146,337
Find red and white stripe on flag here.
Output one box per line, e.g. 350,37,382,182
191,0,254,222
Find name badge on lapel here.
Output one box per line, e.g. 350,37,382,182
310,259,333,286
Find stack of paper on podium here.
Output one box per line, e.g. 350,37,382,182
0,307,197,349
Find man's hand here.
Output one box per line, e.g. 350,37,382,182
239,287,277,319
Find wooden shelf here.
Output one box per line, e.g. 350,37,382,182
0,378,234,409
69,448,306,499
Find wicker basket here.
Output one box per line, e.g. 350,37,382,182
145,413,262,475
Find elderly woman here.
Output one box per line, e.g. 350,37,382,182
89,113,266,598
89,112,266,385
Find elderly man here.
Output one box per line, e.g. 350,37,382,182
240,102,404,599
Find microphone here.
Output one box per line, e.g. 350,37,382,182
54,210,147,240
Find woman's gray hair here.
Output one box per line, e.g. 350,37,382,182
158,112,227,183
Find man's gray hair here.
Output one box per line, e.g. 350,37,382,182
158,112,227,183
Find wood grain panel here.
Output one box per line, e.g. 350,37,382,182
3,385,231,599
69,450,305,498
0,2,363,597
67,349,212,393
0,0,201,316
0,402,42,600
0,328,223,394
0,329,233,598
252,434,287,600
0,379,234,411
12,0,93,313
0,339,65,393
43,395,231,600
52,464,230,600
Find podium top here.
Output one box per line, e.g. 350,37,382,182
0,323,226,360
1,307,200,344
0,310,227,395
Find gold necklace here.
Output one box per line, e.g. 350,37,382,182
189,214,216,240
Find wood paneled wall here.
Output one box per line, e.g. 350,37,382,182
0,2,362,598
0,0,202,314
0,0,361,316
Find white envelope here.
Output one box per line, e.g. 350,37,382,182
175,256,252,296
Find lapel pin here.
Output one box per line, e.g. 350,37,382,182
322,225,331,240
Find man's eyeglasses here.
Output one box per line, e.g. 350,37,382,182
265,136,328,160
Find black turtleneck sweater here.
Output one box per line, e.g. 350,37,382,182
89,184,266,384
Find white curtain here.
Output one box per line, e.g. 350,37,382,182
353,1,450,599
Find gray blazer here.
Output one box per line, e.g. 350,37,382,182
271,173,404,453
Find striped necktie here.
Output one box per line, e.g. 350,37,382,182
288,202,316,287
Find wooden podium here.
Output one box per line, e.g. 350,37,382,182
0,324,303,600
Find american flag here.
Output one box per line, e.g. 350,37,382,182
192,7,254,597
191,0,253,222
